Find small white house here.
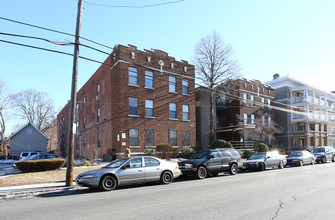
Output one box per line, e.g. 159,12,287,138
9,122,48,157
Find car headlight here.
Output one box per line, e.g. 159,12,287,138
184,163,194,169
82,174,97,178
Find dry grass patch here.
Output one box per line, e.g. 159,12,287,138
0,166,102,187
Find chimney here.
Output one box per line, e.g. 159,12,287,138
273,73,280,80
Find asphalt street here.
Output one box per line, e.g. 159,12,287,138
1,162,335,220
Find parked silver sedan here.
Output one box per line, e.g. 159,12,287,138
76,156,181,191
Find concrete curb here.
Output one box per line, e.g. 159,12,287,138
0,184,81,200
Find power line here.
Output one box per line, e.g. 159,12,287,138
84,0,185,8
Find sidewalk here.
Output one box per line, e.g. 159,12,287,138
0,182,81,200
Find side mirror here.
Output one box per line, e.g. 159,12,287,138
123,164,131,169
265,156,270,160
209,155,215,159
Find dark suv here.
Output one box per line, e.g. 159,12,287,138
177,149,242,179
311,147,335,163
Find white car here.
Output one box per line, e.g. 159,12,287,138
19,151,43,161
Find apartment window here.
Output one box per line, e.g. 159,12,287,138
268,135,272,145
147,56,151,63
145,100,154,117
129,128,139,146
83,97,85,110
170,63,174,69
76,139,79,150
76,103,79,117
97,108,100,123
251,95,255,107
83,117,86,129
169,103,177,119
268,99,271,107
262,116,265,125
169,76,176,93
97,133,101,148
145,71,154,88
244,113,248,125
243,93,247,104
182,80,189,95
128,67,138,85
129,97,138,115
97,84,100,98
182,131,190,146
169,130,177,146
76,121,79,133
183,105,189,121
145,129,154,146
251,114,255,125
268,116,271,125
261,97,265,108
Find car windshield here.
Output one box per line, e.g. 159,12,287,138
105,158,129,168
288,152,303,157
189,151,209,159
248,153,266,160
311,148,325,153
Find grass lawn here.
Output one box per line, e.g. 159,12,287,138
0,166,102,187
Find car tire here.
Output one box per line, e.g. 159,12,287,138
100,175,117,191
196,166,207,179
332,156,335,162
259,163,265,171
278,161,284,169
322,156,327,163
229,164,238,175
160,171,173,184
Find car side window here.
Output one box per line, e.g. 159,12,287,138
125,158,143,168
210,151,221,158
220,151,228,157
144,157,160,167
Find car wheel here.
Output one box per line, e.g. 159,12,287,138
229,164,238,175
100,175,117,191
278,161,284,169
311,159,315,165
332,156,335,162
299,161,303,167
259,163,265,171
196,166,207,179
322,156,327,163
160,171,173,184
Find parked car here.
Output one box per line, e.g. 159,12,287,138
311,147,335,163
76,156,181,191
286,151,315,166
19,151,43,161
177,148,242,179
242,151,287,171
28,153,79,167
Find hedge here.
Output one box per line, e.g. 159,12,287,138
15,158,66,172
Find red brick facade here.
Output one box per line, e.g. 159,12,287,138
57,44,196,160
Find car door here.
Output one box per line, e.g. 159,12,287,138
205,151,223,173
117,157,145,185
265,152,276,167
143,157,162,182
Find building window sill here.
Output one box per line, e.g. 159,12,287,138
128,84,139,88
129,146,140,149
169,91,178,95
128,114,140,118
145,87,155,90
145,146,156,149
182,119,190,122
145,116,155,119
169,118,178,121
171,146,179,148
182,93,190,96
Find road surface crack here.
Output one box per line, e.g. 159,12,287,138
271,200,284,219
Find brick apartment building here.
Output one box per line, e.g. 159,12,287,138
197,78,275,149
57,44,196,160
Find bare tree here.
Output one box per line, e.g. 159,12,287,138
0,80,11,157
193,31,240,143
12,89,55,131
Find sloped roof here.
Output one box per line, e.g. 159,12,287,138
9,122,48,140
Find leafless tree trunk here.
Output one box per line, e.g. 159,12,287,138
193,31,240,143
11,89,55,131
0,80,11,158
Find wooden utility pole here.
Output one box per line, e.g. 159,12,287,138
66,0,84,186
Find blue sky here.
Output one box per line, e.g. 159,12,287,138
1,0,335,134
